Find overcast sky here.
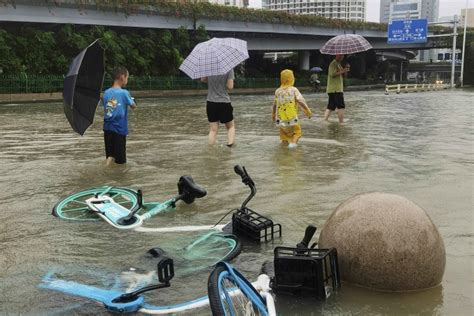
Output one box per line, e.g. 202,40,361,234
248,0,472,22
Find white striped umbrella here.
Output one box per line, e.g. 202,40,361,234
320,34,372,55
179,37,249,79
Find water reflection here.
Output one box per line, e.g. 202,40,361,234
276,284,444,315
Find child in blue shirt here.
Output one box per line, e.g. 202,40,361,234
103,66,136,165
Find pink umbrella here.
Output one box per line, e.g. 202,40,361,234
320,34,372,55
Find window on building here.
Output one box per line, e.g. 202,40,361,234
438,53,443,61
393,3,418,12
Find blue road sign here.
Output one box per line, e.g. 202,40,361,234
387,19,428,44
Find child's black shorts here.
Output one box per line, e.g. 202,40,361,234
104,130,126,164
327,92,345,111
206,101,233,123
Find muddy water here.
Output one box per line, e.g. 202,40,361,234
0,89,472,315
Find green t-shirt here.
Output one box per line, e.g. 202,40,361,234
326,59,344,93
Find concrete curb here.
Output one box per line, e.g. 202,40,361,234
0,85,387,104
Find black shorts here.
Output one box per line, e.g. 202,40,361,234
327,92,345,111
206,101,233,123
104,130,126,164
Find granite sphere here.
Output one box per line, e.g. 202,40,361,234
319,192,445,291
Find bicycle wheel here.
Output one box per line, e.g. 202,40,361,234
52,187,139,221
182,233,242,266
208,264,268,316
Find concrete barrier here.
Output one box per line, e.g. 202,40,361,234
0,84,386,104
385,83,450,95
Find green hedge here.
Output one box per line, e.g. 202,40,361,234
40,0,387,30
9,0,456,32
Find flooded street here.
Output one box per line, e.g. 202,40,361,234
0,89,473,315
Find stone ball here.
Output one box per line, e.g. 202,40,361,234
319,192,445,291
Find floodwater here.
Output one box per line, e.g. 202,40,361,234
0,89,472,315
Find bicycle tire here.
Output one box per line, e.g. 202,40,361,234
208,264,267,316
181,233,242,268
219,234,242,263
52,187,139,221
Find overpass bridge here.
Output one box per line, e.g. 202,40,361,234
0,1,453,69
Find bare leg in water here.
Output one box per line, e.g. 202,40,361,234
208,122,219,145
324,108,344,123
337,108,344,123
324,109,332,121
225,120,235,147
106,156,115,166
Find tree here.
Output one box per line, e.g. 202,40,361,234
0,23,211,76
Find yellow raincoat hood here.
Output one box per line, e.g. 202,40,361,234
280,69,295,88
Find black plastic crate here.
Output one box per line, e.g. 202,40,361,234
271,247,340,299
232,207,282,243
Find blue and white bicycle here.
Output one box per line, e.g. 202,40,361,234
52,175,207,230
40,259,276,315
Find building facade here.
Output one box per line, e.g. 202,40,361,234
206,0,249,7
262,0,366,22
389,0,421,21
380,0,439,23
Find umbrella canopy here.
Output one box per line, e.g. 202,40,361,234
320,34,372,55
179,37,249,79
63,40,105,135
310,67,323,73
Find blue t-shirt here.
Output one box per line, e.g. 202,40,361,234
102,87,134,135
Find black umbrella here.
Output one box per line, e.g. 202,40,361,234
63,40,105,135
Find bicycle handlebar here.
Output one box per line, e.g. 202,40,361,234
234,165,256,209
234,165,245,178
296,225,317,249
112,257,174,304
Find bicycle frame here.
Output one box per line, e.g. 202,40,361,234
39,264,275,315
141,274,275,315
52,175,207,230
213,261,273,316
83,189,177,230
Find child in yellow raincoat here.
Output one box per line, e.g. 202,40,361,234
272,69,313,148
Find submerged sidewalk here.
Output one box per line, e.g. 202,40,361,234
0,84,385,104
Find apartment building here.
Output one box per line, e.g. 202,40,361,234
262,0,366,22
380,0,439,23
206,0,249,7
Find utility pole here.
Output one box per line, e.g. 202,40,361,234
460,0,469,87
451,15,458,88
429,16,461,88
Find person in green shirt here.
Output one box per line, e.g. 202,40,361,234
325,54,350,123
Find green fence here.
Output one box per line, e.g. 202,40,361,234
0,74,378,94
0,75,65,94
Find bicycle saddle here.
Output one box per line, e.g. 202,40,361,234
177,175,207,204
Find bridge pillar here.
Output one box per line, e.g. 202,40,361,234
298,51,310,71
